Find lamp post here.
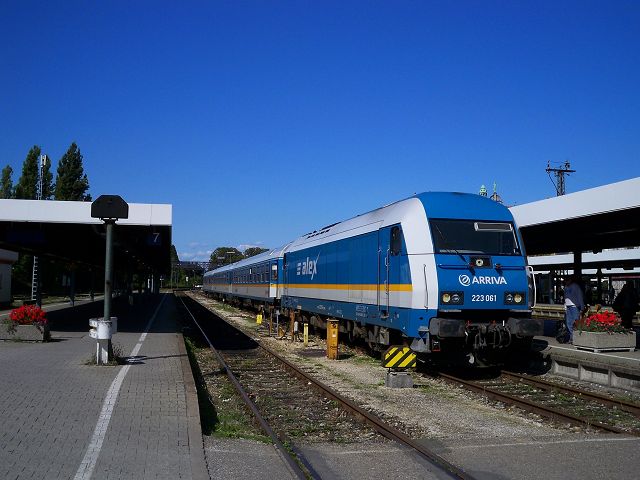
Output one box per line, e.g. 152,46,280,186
91,195,129,364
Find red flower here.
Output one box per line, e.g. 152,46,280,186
576,310,628,333
8,305,48,326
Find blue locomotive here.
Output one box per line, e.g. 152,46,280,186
203,192,541,364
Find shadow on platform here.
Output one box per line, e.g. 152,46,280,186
48,293,181,334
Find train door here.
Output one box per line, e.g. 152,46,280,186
271,261,279,298
282,256,289,298
378,225,403,318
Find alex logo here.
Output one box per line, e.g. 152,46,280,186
459,274,507,286
297,253,320,280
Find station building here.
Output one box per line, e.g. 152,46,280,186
0,198,172,305
510,177,640,307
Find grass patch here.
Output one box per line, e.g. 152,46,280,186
184,336,219,435
184,336,269,442
348,355,379,366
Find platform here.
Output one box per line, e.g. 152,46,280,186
532,329,640,392
0,293,208,480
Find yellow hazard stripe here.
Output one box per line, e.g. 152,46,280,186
206,283,411,291
382,347,417,368
385,347,400,359
398,354,417,368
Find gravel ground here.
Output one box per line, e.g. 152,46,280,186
195,295,571,442
189,294,640,480
539,371,640,404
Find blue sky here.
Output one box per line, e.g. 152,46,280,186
2,1,639,262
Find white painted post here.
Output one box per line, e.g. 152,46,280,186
90,318,113,365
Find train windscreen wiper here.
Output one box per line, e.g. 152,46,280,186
432,223,468,265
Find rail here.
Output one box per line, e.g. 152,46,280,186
429,370,640,436
185,293,476,480
177,295,310,480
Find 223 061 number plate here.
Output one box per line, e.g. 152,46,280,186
471,294,497,302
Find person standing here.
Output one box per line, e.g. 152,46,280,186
613,281,639,330
563,276,584,343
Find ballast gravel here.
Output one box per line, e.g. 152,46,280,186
197,296,568,441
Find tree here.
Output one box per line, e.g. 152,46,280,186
209,247,243,266
169,245,185,287
55,142,91,201
244,247,268,258
14,145,41,199
41,155,54,199
170,245,180,264
1,165,13,198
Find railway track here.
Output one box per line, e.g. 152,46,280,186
177,293,476,480
426,369,640,435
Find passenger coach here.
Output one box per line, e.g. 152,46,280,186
203,246,287,307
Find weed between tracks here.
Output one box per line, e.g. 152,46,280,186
183,336,269,442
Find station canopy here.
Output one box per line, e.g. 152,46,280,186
0,199,172,274
510,177,640,256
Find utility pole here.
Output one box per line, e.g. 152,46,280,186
546,160,575,196
31,154,47,305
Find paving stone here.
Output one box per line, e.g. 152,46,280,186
0,294,207,480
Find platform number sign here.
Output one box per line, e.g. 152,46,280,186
147,232,162,246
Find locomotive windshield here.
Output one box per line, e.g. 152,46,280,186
430,219,521,256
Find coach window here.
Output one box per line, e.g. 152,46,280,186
272,264,278,281
390,226,402,256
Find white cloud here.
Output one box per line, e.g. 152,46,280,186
179,240,266,262
238,242,264,251
179,250,213,262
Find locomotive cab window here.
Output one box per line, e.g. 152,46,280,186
430,219,521,256
390,226,402,256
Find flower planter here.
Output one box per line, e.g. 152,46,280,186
0,324,50,342
573,330,636,353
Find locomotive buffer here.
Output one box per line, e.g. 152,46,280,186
382,346,417,388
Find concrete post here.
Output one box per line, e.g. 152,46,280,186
289,311,295,342
90,268,95,301
574,250,583,279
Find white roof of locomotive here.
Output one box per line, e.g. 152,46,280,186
287,197,423,253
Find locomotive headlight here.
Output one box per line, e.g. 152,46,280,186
504,292,525,305
441,292,463,305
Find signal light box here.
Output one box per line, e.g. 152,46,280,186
91,195,129,220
